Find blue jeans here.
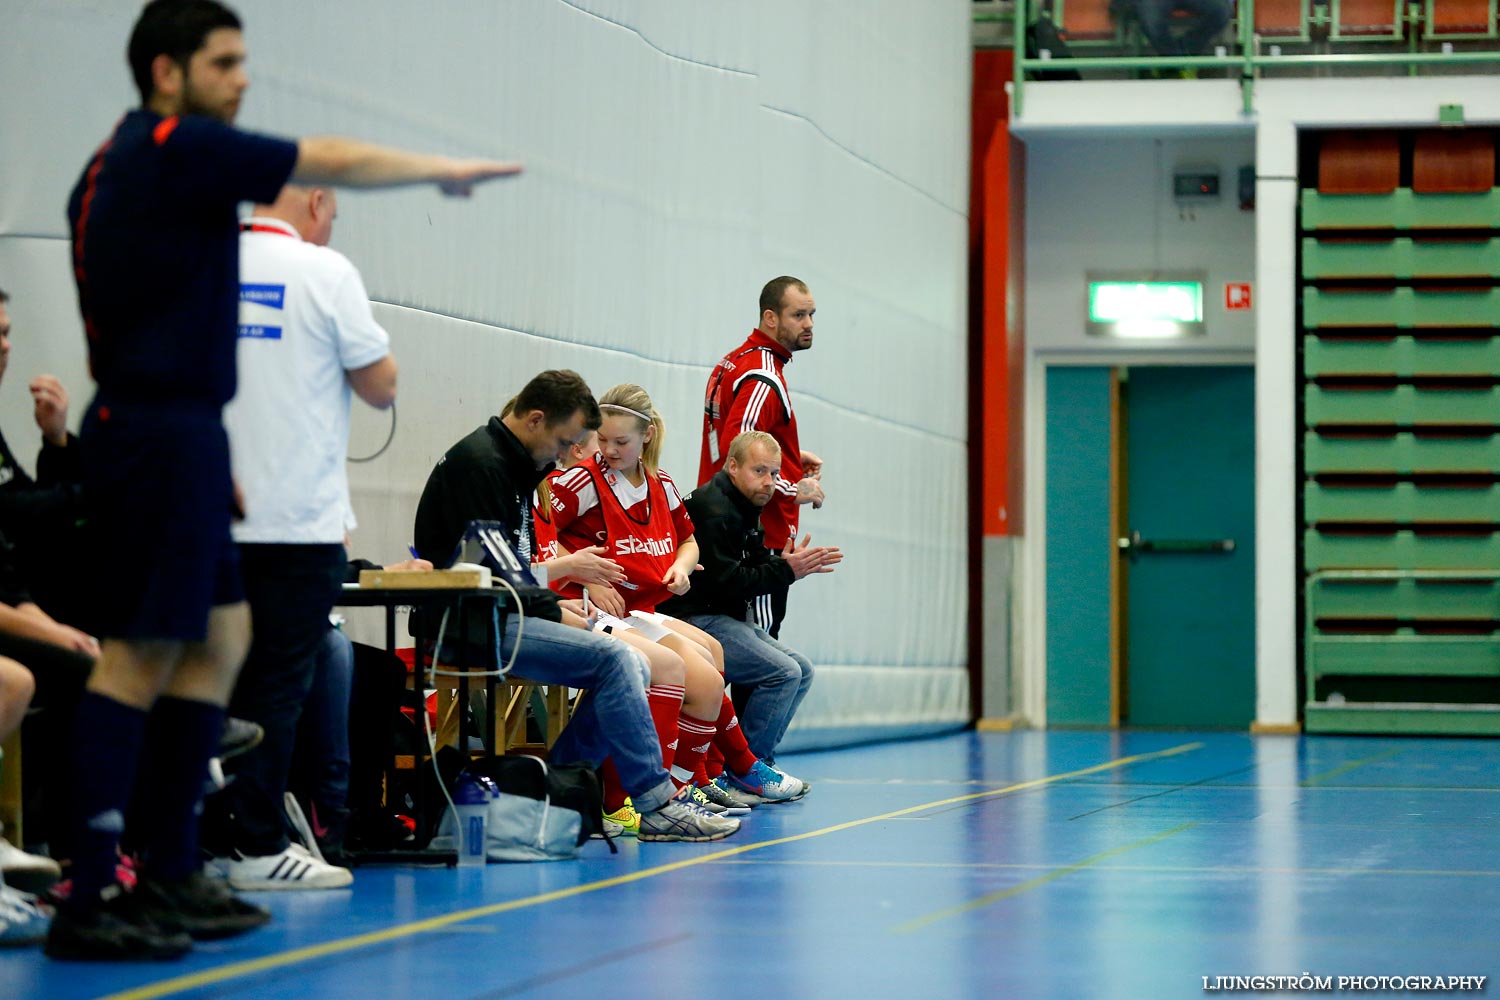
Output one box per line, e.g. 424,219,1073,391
498,616,676,813
293,626,355,811
679,614,813,762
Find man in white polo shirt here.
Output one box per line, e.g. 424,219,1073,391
211,184,395,890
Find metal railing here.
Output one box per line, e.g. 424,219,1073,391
1000,0,1500,116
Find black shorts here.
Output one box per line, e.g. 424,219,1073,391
80,397,244,641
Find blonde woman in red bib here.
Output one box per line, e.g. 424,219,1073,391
550,385,805,805
531,429,705,831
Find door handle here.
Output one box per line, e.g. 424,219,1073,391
1117,530,1235,560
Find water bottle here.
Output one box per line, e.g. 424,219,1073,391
454,772,490,867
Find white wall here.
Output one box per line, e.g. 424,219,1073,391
1024,131,1258,357
0,0,975,745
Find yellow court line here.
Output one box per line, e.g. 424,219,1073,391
893,821,1199,934
1300,747,1405,787
721,859,1500,879
100,741,1202,1000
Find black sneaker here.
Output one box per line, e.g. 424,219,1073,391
218,717,265,760
44,889,192,961
133,871,270,941
308,802,351,868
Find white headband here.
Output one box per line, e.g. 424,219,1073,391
600,402,653,423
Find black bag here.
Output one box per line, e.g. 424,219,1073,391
1025,18,1084,80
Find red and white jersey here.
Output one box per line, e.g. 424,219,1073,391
531,472,561,587
549,455,693,613
700,328,802,549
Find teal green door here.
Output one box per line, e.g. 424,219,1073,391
1123,366,1256,727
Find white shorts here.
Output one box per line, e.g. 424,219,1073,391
592,609,674,643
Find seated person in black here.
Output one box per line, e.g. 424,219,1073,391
1121,0,1232,59
0,288,92,635
659,431,841,764
0,526,96,898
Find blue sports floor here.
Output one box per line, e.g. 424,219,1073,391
5,729,1499,999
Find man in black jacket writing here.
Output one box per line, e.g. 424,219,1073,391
661,431,841,762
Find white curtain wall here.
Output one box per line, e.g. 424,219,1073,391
0,0,973,748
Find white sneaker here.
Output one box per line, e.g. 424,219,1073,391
0,837,60,895
723,760,805,803
222,843,352,891
637,787,740,843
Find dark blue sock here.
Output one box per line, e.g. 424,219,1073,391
138,696,225,880
67,691,149,908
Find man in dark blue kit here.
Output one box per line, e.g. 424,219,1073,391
49,0,521,961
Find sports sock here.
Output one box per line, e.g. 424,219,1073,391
135,696,226,880
646,683,684,769
711,693,758,777
705,743,726,781
671,715,716,786
598,758,628,812
65,691,150,908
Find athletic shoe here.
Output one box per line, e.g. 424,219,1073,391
694,780,753,815
44,887,191,961
765,761,811,795
346,810,416,853
220,843,352,891
0,879,49,948
723,760,805,803
131,871,270,941
707,776,766,809
283,793,351,867
603,800,641,838
595,816,626,840
687,784,727,814
0,836,61,894
637,787,740,843
218,717,264,760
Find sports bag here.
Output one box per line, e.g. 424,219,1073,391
432,753,606,861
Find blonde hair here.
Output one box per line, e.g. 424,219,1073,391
598,383,664,475
727,430,780,465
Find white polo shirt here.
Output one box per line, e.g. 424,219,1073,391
226,217,391,544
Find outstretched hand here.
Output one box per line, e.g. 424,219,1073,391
438,159,524,196
781,534,843,580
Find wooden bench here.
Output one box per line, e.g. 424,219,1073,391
394,647,575,761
